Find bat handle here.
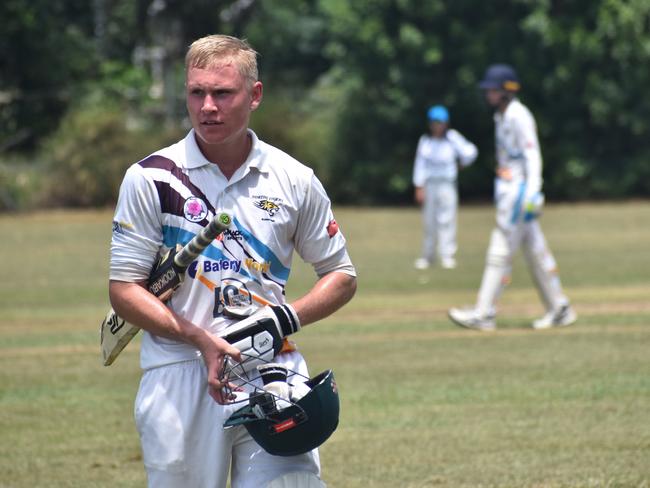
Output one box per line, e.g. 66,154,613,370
175,212,231,269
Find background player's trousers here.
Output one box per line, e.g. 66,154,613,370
420,179,458,262
476,178,569,316
135,353,321,488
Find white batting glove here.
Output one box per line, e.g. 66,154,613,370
220,304,301,375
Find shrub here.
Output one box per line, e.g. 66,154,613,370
40,103,184,208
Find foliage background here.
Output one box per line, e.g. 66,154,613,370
2,0,650,209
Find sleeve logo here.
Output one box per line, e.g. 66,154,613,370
327,219,339,238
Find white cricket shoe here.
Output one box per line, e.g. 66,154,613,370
414,258,430,270
440,257,457,269
448,307,496,331
532,304,577,330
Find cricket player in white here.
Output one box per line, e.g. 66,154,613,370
412,105,477,270
108,35,357,488
448,64,576,330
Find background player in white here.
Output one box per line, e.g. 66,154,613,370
412,105,478,270
448,64,576,330
108,34,357,487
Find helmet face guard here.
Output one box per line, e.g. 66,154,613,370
224,369,340,457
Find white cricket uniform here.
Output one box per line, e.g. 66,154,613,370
475,98,569,315
110,129,356,488
412,128,477,262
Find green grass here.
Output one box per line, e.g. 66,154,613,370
1,202,650,487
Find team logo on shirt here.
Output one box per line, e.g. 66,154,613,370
183,197,208,222
253,198,281,218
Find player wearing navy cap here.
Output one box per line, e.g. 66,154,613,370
449,64,576,330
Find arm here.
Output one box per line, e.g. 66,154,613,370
412,136,428,188
412,136,427,205
290,271,357,326
514,106,544,218
515,108,543,196
109,280,241,403
414,186,425,206
446,129,478,167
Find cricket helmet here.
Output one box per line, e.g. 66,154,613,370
478,64,521,92
224,370,340,456
427,105,449,122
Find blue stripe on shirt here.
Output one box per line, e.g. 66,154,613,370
233,217,290,281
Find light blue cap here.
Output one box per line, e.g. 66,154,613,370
427,105,449,122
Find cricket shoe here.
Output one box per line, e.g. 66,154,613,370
448,307,496,331
414,258,431,270
532,304,577,330
440,257,457,270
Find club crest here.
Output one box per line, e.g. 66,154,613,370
254,199,280,217
184,197,208,222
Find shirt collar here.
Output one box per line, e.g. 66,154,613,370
183,129,268,175
494,98,519,122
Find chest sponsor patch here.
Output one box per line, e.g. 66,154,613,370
188,258,242,277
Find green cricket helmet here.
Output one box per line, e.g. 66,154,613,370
224,370,340,457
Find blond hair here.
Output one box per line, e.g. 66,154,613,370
185,35,259,86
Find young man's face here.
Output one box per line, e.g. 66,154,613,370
484,88,505,109
185,62,262,150
429,120,447,138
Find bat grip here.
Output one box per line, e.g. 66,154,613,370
174,212,231,269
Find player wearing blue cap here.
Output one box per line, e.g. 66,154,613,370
412,105,478,270
448,64,577,330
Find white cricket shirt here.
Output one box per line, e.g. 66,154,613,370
412,128,478,186
110,129,355,369
494,98,543,196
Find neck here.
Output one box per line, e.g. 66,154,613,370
197,131,252,180
498,97,513,114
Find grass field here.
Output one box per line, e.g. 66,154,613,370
1,202,649,487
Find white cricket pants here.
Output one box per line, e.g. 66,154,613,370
476,178,568,316
134,352,321,488
420,178,458,261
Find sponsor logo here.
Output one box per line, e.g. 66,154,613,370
112,220,134,234
108,313,126,335
188,259,243,277
245,258,271,274
327,219,339,238
149,268,178,295
183,197,208,222
214,278,253,317
216,229,244,242
272,418,297,433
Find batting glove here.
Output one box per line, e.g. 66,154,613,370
523,192,545,221
220,305,301,375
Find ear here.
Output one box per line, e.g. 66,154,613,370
250,81,263,111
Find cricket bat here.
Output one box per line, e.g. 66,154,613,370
100,212,232,366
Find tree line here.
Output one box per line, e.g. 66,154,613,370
2,0,649,209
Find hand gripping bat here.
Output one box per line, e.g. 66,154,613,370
100,212,232,366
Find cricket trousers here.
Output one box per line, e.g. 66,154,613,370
134,353,321,488
420,178,458,262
